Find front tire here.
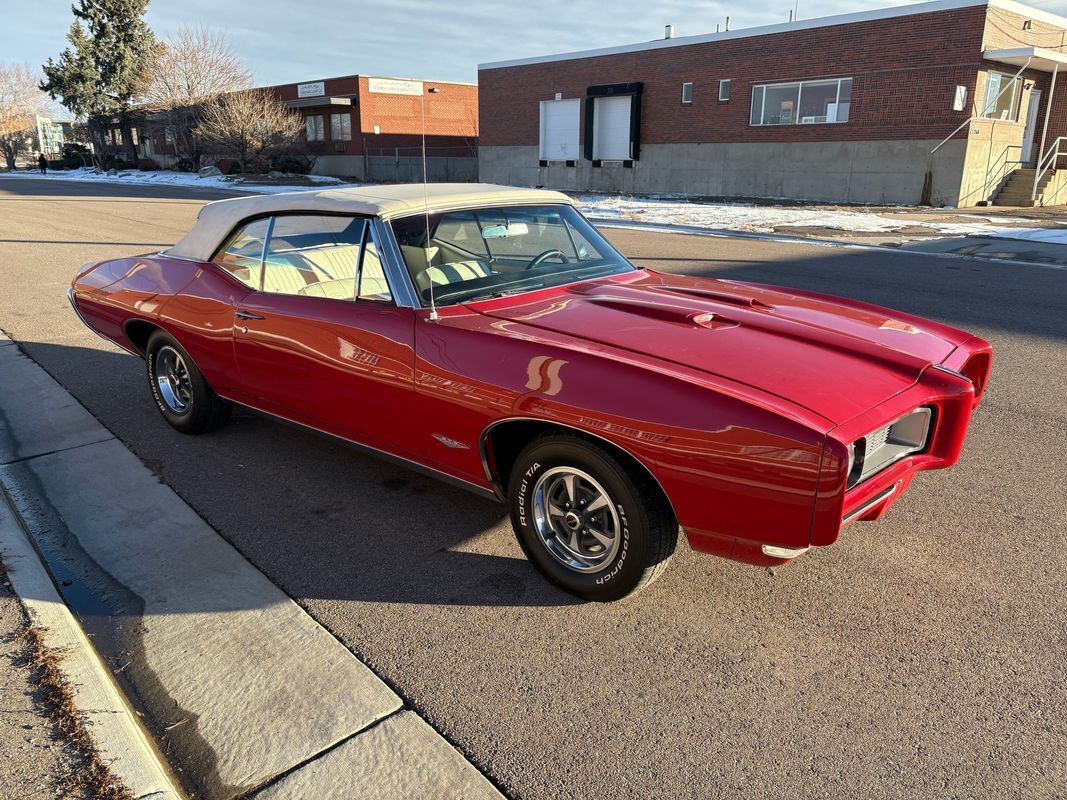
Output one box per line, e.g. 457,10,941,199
508,434,677,602
146,330,231,434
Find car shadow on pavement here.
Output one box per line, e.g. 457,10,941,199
7,341,582,612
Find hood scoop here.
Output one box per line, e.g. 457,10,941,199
655,284,776,310
581,294,739,330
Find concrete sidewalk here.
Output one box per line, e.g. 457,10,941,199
0,332,501,800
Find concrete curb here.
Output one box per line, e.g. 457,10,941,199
0,332,503,800
0,484,182,800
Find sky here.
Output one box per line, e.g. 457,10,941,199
9,0,1067,91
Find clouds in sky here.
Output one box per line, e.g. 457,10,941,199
10,0,1067,86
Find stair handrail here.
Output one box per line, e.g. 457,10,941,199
923,58,1030,204
1031,135,1067,202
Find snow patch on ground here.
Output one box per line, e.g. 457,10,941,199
0,167,352,194
572,194,1012,237
4,172,1064,247
986,225,1067,244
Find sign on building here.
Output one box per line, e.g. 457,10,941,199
297,81,326,98
368,78,424,96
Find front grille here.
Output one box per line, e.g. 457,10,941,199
847,407,933,489
866,424,891,453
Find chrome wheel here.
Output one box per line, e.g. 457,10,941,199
531,467,621,573
155,346,193,414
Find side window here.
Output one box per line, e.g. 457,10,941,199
258,215,393,303
212,218,270,289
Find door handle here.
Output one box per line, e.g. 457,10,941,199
235,310,265,320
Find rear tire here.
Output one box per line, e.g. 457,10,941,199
145,330,231,434
508,434,677,602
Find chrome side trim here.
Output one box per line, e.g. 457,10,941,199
67,288,140,356
215,393,500,502
477,416,679,523
842,483,898,526
931,364,967,380
371,217,420,309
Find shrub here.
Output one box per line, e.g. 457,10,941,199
137,158,159,171
61,142,93,166
174,158,194,173
270,153,313,175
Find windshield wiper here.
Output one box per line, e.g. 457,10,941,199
463,285,542,303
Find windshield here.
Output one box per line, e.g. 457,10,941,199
390,204,635,306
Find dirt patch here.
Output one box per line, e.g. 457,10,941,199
15,625,135,800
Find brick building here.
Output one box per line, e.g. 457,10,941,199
478,0,1067,206
133,73,478,181
270,74,478,180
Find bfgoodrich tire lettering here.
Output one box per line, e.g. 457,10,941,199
146,330,231,435
508,434,676,601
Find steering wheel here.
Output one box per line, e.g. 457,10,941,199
526,249,571,270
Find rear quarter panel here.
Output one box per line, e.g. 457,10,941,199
71,255,246,392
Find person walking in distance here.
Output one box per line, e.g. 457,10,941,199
37,153,47,175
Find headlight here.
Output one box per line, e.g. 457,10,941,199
846,407,933,489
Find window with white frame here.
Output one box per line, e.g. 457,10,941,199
330,112,352,141
539,98,580,161
750,77,852,126
681,82,694,104
981,71,1021,121
306,114,325,141
718,79,731,101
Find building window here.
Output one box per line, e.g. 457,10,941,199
981,72,1021,121
330,112,352,141
681,82,694,104
718,79,731,101
130,127,139,146
750,77,852,125
539,98,580,161
306,114,325,141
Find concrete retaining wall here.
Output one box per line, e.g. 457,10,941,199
310,155,478,182
365,156,478,183
479,140,968,206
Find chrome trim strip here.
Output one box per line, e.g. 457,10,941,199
842,483,898,526
381,199,575,224
477,416,679,521
215,393,499,502
371,217,420,309
67,288,140,356
931,364,968,381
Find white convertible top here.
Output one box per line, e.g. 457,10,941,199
166,183,575,261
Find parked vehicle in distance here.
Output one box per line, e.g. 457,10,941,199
69,184,992,601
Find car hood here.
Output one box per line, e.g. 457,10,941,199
472,270,969,425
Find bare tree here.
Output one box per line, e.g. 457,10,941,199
141,26,253,166
197,89,304,174
0,63,50,170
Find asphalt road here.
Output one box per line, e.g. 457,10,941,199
1,176,1064,800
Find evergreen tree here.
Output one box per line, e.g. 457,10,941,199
41,0,156,163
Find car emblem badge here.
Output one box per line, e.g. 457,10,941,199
432,433,470,449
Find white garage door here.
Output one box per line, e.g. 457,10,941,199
593,95,632,161
539,99,580,161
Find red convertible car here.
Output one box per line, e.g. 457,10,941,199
69,184,992,601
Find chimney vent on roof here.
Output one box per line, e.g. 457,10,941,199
665,24,674,39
